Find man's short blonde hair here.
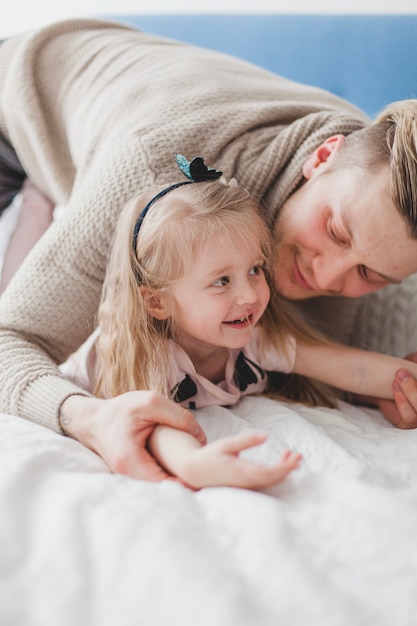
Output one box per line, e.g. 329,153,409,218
376,100,417,237
334,99,417,237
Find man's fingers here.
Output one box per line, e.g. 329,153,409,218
113,443,174,481
392,381,417,429
393,369,417,428
394,369,417,409
143,394,206,444
378,381,417,430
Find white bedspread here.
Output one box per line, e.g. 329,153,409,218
1,396,417,626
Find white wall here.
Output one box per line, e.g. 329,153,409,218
1,0,417,38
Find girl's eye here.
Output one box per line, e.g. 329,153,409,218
212,276,230,287
249,264,263,276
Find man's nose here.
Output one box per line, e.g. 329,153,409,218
312,254,354,294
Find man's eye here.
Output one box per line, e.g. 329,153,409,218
358,265,370,282
358,265,389,285
328,220,346,245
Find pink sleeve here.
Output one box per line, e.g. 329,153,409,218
248,329,296,374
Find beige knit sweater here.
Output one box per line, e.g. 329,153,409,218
0,18,370,432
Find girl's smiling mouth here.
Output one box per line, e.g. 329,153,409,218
223,314,254,328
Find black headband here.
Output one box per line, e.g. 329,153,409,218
132,154,222,253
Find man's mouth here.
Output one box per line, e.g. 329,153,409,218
293,258,314,291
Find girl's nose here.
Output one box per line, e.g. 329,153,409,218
234,280,258,305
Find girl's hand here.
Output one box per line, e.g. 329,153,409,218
174,431,302,490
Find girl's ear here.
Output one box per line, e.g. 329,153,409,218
140,286,171,320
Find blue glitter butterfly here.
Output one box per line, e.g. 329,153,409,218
175,154,223,181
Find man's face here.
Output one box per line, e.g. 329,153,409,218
273,141,417,300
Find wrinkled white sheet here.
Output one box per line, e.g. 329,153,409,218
1,396,417,626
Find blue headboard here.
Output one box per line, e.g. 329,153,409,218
105,14,417,119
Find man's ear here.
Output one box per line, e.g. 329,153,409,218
140,286,171,320
302,135,345,179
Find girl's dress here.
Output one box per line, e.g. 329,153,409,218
61,327,296,410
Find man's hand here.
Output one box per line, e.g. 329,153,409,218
59,391,206,480
377,351,417,429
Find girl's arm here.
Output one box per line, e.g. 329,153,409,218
148,426,302,490
293,341,417,400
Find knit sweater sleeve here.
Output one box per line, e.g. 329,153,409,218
0,133,151,432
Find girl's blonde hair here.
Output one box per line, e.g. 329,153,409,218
95,181,334,406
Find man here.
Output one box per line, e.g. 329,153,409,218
1,18,417,480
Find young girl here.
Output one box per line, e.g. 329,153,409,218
70,155,417,491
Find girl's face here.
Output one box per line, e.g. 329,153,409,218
166,233,270,358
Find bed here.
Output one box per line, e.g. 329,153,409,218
2,14,417,626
